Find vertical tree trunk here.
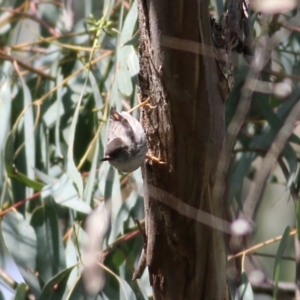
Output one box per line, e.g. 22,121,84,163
137,0,229,299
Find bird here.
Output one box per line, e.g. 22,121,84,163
100,107,147,173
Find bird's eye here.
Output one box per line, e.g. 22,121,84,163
108,146,129,161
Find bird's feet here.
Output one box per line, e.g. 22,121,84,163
146,154,166,165
128,97,156,113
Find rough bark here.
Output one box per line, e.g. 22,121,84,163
137,0,228,299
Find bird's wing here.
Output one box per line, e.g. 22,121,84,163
107,107,135,144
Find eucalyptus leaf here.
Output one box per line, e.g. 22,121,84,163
13,283,27,300
41,174,92,214
234,272,254,300
39,266,75,300
1,212,40,294
116,0,138,97
18,78,35,193
273,226,291,280
31,205,66,284
65,238,81,293
0,63,12,187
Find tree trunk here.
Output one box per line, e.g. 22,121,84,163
137,0,229,299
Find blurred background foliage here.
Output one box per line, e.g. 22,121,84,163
0,0,300,299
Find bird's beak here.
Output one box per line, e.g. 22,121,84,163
100,155,111,161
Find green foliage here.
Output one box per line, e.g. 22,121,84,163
0,0,148,299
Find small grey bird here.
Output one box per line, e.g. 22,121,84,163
100,107,147,172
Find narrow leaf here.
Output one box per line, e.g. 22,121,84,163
39,266,75,300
